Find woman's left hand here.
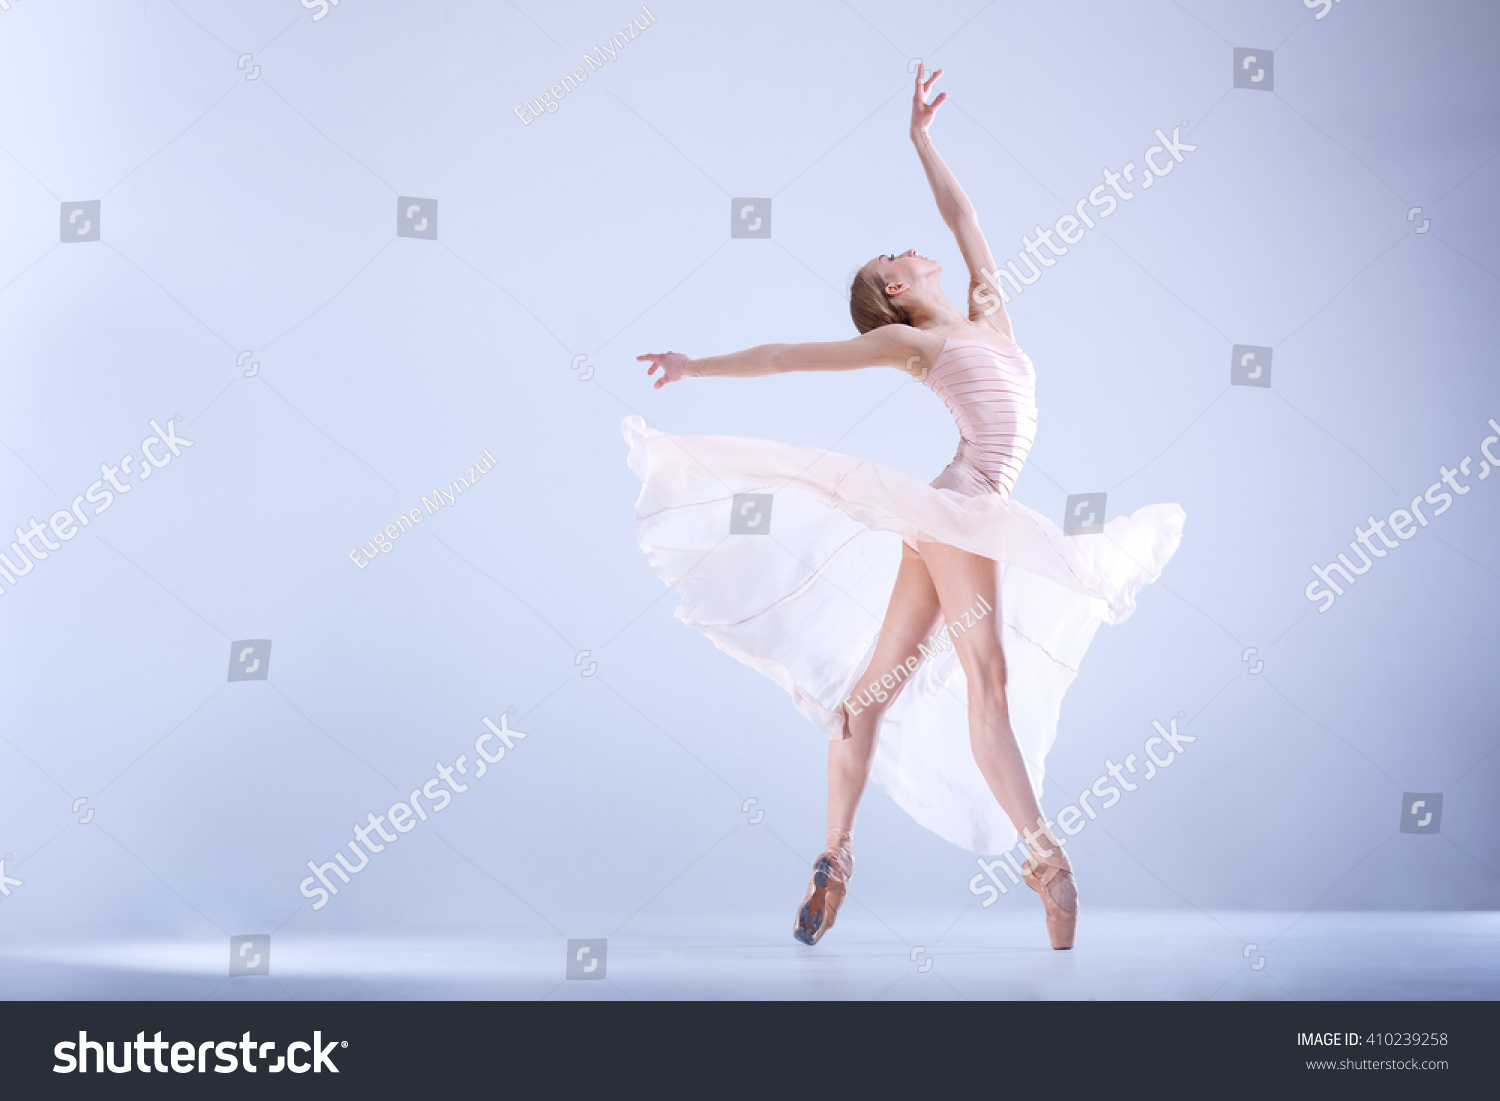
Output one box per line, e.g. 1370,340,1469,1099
910,64,946,135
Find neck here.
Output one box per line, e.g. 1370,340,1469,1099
904,293,967,331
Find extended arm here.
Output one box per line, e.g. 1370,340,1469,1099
909,66,1014,342
640,327,922,388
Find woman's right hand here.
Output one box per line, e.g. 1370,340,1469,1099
639,351,693,389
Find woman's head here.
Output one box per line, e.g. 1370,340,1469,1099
849,249,942,333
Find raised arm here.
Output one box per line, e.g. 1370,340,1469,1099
908,66,1014,343
640,326,929,389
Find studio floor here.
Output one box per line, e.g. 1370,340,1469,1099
2,909,1495,1001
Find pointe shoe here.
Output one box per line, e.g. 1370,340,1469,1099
1021,856,1078,950
793,848,853,946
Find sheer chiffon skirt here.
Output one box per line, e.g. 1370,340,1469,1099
623,414,1185,853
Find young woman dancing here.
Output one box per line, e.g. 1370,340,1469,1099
626,67,1183,950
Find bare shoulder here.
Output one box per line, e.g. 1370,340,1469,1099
869,325,947,377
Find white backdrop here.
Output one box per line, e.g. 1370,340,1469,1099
1,0,1497,995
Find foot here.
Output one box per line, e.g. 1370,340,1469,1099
793,848,853,946
1021,854,1078,950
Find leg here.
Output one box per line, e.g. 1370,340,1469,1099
826,542,942,846
917,539,1077,948
915,541,1066,865
796,543,941,946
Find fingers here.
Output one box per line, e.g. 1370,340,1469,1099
642,353,667,387
639,351,683,388
923,67,943,94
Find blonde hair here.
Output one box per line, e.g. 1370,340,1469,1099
849,265,913,334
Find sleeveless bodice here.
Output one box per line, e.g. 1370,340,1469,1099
921,337,1037,498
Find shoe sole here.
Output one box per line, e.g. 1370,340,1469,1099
793,857,834,946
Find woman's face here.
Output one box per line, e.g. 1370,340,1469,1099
870,249,940,295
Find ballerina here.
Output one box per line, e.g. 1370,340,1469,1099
628,66,1184,950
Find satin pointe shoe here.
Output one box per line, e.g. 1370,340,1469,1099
793,848,854,946
1021,855,1078,950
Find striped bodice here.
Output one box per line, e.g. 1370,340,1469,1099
922,337,1038,498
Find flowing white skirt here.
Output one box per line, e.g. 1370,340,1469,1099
622,414,1185,853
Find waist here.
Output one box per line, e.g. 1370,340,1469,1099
958,434,1030,487
956,423,1034,460
934,439,1031,498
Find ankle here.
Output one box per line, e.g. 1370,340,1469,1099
1028,840,1070,869
825,827,853,855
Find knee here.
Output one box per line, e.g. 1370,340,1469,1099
844,690,890,729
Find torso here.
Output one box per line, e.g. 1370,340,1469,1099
919,336,1037,498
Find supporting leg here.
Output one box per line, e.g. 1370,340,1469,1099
797,543,940,947
826,543,941,844
917,539,1077,947
916,541,1061,851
